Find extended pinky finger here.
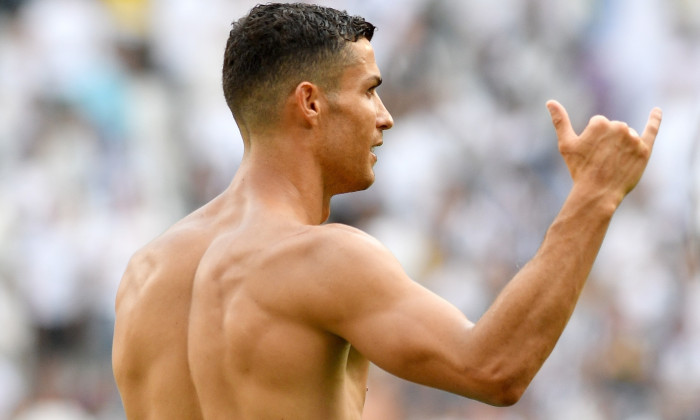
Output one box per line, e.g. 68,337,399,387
641,108,663,148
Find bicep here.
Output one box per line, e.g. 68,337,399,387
313,240,486,396
347,276,474,376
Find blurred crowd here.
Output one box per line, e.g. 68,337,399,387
0,0,699,419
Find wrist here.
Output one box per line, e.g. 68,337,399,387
567,183,621,219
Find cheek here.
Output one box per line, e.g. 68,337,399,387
354,107,376,134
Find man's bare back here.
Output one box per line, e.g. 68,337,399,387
113,185,373,419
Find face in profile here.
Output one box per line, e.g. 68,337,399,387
318,38,394,195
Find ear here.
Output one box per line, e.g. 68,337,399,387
294,81,322,127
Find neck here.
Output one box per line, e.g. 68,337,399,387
228,141,332,225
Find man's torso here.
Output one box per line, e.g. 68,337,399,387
112,196,369,419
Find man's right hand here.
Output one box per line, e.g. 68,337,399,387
546,100,662,207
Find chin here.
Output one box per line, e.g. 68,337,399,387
357,179,375,192
357,171,376,191
335,175,375,196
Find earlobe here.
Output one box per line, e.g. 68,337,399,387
295,82,321,126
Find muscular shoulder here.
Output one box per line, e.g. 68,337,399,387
275,223,399,278
313,223,385,256
265,223,412,332
115,223,208,312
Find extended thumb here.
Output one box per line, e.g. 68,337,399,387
546,99,574,140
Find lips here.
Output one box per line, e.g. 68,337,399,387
370,140,382,162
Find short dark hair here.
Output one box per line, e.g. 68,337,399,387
222,3,376,130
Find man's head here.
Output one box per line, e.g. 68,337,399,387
222,3,376,132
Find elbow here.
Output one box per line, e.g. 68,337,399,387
463,366,529,407
476,377,525,407
484,382,525,407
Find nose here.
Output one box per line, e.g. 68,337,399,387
376,95,394,131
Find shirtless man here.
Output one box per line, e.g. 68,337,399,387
112,3,662,419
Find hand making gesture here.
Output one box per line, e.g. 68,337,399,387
546,100,662,206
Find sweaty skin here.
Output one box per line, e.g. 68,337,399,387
112,38,662,419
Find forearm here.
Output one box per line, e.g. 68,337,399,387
469,183,618,398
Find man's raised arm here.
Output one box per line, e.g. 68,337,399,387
461,100,663,402
309,101,662,406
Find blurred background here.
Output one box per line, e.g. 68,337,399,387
0,0,699,418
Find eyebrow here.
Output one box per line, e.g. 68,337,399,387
367,75,383,88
